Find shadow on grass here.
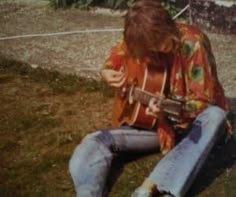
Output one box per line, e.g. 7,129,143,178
105,137,236,197
107,150,161,196
187,137,236,196
187,111,236,196
0,54,114,97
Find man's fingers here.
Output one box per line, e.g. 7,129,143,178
110,74,127,87
108,72,125,83
113,71,123,77
149,98,160,113
145,107,158,118
100,69,124,83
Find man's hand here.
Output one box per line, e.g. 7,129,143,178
145,97,161,117
100,69,126,88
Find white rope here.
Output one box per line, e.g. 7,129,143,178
0,28,124,41
172,4,190,20
76,68,100,72
0,4,190,41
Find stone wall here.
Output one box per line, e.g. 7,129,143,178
174,0,189,9
174,0,236,34
190,0,236,34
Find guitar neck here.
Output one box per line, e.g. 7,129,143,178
133,87,162,106
133,87,182,116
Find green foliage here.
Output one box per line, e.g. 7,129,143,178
72,0,131,9
47,0,179,17
73,0,98,9
48,0,69,9
47,0,128,9
161,0,179,17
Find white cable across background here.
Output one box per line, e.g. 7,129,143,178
172,4,190,20
0,4,190,41
0,28,124,41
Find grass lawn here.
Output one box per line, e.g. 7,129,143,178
0,56,236,197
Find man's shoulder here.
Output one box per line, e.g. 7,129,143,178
177,23,211,58
177,23,207,44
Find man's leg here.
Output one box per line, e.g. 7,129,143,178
69,126,159,197
147,106,226,197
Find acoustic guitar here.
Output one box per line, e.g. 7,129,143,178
111,58,183,129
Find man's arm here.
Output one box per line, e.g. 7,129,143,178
183,39,217,119
100,39,127,88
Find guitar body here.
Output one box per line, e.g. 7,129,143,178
112,58,166,129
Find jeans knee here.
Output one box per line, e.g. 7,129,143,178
69,143,83,178
69,131,102,174
83,130,115,151
70,130,115,168
82,131,102,142
197,106,226,124
69,131,114,179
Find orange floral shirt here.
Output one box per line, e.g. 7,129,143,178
102,23,228,152
103,23,227,122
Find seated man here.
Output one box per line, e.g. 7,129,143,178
69,0,231,196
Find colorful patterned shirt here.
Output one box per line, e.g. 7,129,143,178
102,23,228,152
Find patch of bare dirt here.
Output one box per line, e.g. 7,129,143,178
0,2,123,78
0,2,235,96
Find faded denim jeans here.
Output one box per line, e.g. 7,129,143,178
69,106,226,197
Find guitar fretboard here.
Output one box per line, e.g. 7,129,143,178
133,87,164,106
132,87,182,116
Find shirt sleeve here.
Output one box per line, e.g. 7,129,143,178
183,38,216,118
101,39,126,71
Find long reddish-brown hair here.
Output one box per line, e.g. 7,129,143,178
124,0,180,59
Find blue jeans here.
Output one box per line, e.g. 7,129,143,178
69,106,226,197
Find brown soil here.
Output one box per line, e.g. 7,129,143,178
0,2,123,79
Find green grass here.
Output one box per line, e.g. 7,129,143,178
0,56,236,197
0,54,114,96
